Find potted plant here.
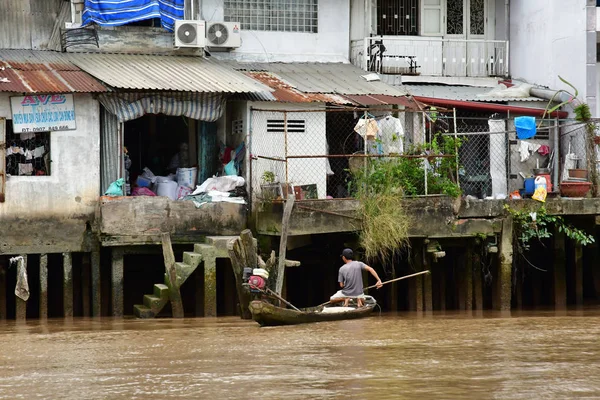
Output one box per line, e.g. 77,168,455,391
260,171,280,200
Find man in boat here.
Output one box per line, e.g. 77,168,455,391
330,248,382,308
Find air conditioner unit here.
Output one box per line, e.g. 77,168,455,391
206,22,241,48
174,20,206,48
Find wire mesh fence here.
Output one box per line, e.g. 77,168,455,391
249,107,597,202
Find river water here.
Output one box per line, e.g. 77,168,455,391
1,310,600,399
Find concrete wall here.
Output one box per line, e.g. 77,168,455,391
202,0,350,62
0,93,100,253
510,0,596,114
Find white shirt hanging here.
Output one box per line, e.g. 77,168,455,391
377,116,405,155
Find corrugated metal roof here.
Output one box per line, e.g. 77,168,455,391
230,62,409,96
0,49,107,93
404,84,546,103
343,94,422,110
246,72,355,105
68,53,272,94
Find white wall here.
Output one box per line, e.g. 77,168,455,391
249,102,327,199
0,94,100,218
510,1,588,104
202,0,350,62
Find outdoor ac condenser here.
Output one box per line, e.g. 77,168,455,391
205,22,241,49
174,20,206,48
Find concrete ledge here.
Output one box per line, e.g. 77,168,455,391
98,197,246,246
458,198,600,218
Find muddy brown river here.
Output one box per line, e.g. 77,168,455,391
1,310,600,399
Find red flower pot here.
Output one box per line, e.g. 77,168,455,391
560,181,592,197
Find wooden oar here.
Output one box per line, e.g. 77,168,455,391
265,287,302,312
363,270,431,291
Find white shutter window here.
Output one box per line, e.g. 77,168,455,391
422,0,443,36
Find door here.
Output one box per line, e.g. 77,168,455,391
443,0,487,76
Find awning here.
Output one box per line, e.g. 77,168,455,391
0,49,106,93
68,53,272,94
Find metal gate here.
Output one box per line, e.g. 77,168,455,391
377,0,419,36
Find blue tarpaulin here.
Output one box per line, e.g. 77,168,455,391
82,0,184,32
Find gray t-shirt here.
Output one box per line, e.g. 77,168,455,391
338,261,366,297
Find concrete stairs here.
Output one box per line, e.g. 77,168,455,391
134,248,205,318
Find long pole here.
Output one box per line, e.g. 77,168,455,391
364,270,430,291
265,287,301,312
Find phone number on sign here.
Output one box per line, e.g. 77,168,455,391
19,125,71,133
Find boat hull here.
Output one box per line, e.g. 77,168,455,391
248,300,375,327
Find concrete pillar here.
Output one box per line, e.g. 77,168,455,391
82,253,91,317
0,258,6,320
91,250,101,317
111,248,124,318
423,254,433,315
465,244,473,313
204,256,217,317
499,217,513,312
553,227,567,310
39,254,48,320
15,255,27,322
575,242,584,307
63,253,73,318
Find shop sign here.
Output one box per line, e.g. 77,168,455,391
10,94,76,133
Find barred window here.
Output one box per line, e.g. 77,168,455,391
5,120,51,176
224,0,319,33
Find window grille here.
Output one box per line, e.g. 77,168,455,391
267,119,306,133
224,0,318,33
5,120,51,176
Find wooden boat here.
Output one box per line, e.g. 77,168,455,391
248,298,377,327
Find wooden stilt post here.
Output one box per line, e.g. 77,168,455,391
465,242,473,313
473,250,483,312
91,250,101,317
275,195,295,296
553,225,567,310
82,253,91,317
422,244,433,315
414,245,423,314
111,248,124,318
439,262,446,312
39,254,48,320
63,253,73,318
228,229,257,320
499,217,513,313
16,255,27,322
575,242,584,307
456,252,466,311
0,257,5,320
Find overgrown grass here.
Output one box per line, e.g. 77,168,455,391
350,133,463,264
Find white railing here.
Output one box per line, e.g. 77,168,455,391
350,36,509,78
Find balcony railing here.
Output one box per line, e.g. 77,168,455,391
351,36,509,78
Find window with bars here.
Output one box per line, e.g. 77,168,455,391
4,120,51,176
267,119,306,133
224,0,319,33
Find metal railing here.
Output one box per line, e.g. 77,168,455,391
350,36,509,78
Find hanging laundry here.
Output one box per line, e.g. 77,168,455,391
518,140,541,162
537,145,550,156
10,256,29,301
354,117,379,140
24,150,33,160
33,146,45,158
377,116,405,154
18,163,33,175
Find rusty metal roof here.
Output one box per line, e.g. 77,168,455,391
230,62,409,97
246,72,355,105
68,53,272,94
342,94,422,110
0,49,107,93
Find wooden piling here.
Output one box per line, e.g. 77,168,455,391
575,242,584,307
0,257,7,320
439,264,446,312
465,243,473,312
499,217,513,312
473,251,483,312
15,255,27,322
91,250,101,317
63,253,73,318
423,248,433,315
414,246,424,313
456,252,466,311
39,254,48,320
111,248,124,317
554,227,567,309
82,253,91,317
204,256,217,318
